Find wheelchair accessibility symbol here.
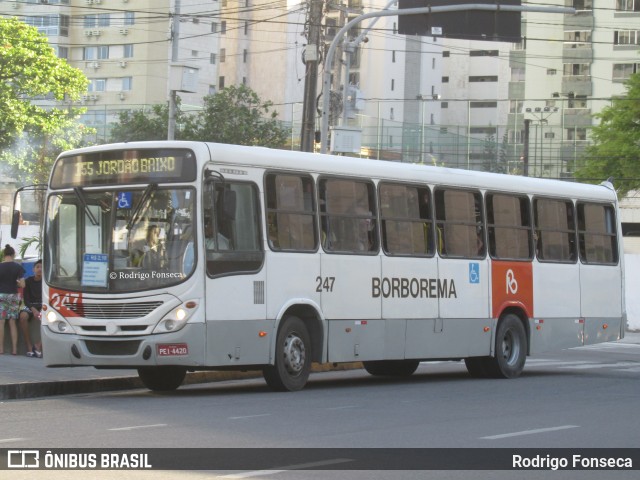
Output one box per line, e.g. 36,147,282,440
117,192,132,209
469,262,480,284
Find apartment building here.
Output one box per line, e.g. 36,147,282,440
1,0,220,140
508,0,640,178
439,41,511,170
215,1,305,128
3,0,638,170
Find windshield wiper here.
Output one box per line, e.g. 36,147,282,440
126,183,158,231
73,187,99,226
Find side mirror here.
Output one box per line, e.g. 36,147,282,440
223,190,236,221
11,210,21,239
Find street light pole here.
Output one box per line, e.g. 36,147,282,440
523,119,531,176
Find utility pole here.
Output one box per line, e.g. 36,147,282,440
300,0,324,152
168,0,181,141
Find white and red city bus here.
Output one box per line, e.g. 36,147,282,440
15,141,624,391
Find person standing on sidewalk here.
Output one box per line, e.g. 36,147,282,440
19,259,43,358
0,245,25,355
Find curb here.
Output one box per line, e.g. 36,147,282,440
0,363,363,401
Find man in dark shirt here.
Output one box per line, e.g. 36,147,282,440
19,259,42,358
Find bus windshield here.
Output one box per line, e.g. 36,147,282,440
44,186,196,293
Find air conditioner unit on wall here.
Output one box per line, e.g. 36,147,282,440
119,92,126,100
119,61,127,68
119,29,129,35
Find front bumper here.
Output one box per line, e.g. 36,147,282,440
41,323,206,368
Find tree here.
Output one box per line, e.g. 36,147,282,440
574,73,640,196
481,133,497,173
183,85,289,148
109,85,289,148
1,120,93,184
498,132,510,174
0,18,88,151
109,104,172,142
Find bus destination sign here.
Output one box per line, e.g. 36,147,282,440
51,149,197,188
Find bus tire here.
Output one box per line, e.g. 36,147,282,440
137,366,186,392
464,357,489,378
363,360,420,377
263,316,311,392
484,314,527,379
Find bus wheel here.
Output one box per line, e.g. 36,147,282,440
263,316,311,392
484,314,527,379
464,357,489,378
363,360,419,377
137,366,186,391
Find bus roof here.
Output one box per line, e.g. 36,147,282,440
60,141,617,203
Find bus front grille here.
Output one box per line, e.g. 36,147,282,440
85,340,141,356
66,301,163,319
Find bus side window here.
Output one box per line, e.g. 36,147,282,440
435,188,484,258
205,181,263,277
577,202,618,264
486,193,532,260
265,173,317,251
379,182,433,256
319,178,378,254
534,198,576,263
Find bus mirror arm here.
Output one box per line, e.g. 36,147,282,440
204,169,225,182
73,187,99,226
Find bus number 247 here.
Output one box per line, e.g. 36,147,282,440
316,276,336,292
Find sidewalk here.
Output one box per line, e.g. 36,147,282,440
1,332,638,400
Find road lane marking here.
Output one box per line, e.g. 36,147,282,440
218,458,353,478
557,362,637,370
526,360,592,366
481,425,579,440
108,423,167,431
228,414,271,420
325,405,358,410
619,366,640,372
572,343,640,351
0,438,27,443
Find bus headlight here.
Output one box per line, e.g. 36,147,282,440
152,304,195,334
45,309,76,334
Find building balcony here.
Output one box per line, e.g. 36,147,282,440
562,46,593,62
561,76,592,96
564,13,594,30
509,50,526,69
508,82,525,98
563,109,593,127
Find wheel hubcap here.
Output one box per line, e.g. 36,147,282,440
283,333,306,376
501,330,520,366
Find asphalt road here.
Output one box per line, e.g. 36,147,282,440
2,340,639,480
